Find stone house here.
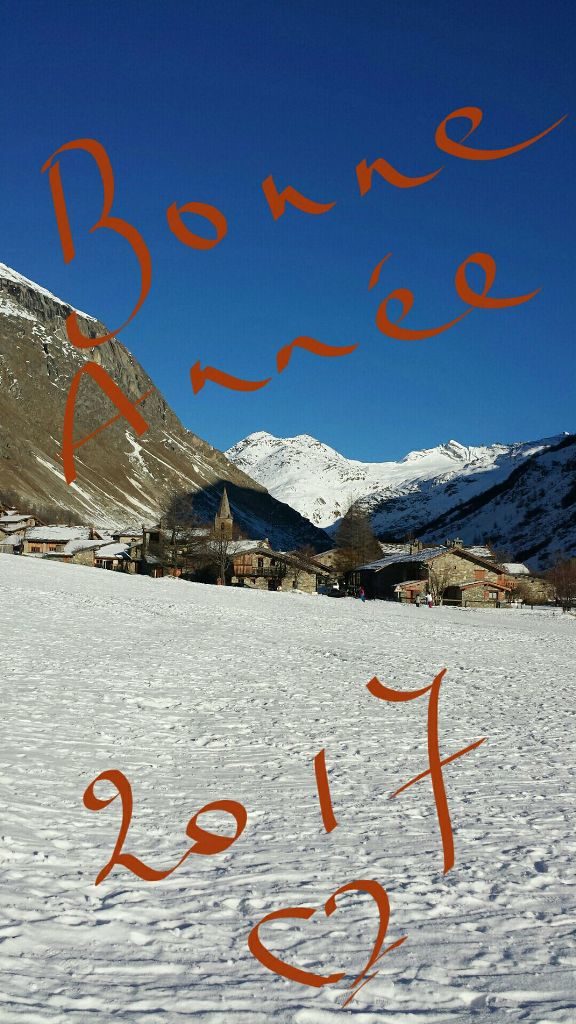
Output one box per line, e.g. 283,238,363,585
455,579,512,606
63,539,107,566
350,545,515,605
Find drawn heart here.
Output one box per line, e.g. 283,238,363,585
247,878,407,1002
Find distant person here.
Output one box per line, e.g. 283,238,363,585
415,594,421,608
426,593,433,608
359,586,366,603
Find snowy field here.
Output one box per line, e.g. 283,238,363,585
1,554,575,1024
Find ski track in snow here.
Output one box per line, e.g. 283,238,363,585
0,555,575,1024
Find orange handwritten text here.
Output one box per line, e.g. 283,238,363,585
83,769,247,885
248,879,407,1006
43,105,565,480
62,364,151,485
314,748,338,833
83,666,486,1009
367,669,487,873
190,250,539,395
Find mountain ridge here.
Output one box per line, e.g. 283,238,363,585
226,429,575,568
0,263,329,550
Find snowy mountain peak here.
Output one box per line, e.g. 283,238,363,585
225,430,574,566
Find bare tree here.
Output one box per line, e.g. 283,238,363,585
427,560,454,604
545,558,576,611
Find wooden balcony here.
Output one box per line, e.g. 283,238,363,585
233,564,287,579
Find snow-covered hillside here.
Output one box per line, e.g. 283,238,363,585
1,554,574,1023
225,430,564,533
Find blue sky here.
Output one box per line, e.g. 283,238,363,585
1,0,574,460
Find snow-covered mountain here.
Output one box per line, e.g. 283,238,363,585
225,430,563,529
226,430,576,567
0,264,328,549
418,434,576,567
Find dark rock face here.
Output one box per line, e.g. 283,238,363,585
0,264,329,550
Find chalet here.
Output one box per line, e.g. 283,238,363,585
230,542,332,593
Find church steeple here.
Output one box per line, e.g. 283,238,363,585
214,487,233,539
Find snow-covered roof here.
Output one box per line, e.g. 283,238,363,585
230,539,270,553
64,539,106,555
96,543,131,558
0,535,23,548
502,562,530,575
465,545,494,558
358,547,448,571
0,514,33,524
26,526,91,542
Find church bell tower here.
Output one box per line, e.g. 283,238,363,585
214,487,234,539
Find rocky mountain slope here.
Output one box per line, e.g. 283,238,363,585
0,264,328,550
419,433,576,567
226,430,575,567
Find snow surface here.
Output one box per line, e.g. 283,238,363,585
1,555,575,1024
